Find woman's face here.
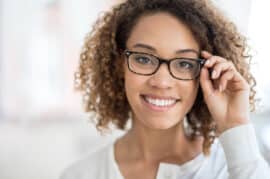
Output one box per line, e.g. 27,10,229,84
124,12,200,130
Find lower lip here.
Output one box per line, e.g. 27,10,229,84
141,95,177,112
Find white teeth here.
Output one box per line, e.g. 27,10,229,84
144,96,176,107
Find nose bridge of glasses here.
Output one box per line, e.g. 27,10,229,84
149,59,175,88
153,57,173,77
158,56,170,66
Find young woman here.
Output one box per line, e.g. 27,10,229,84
61,0,270,178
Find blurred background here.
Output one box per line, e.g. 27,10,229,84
0,0,269,178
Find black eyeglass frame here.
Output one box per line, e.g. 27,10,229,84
124,50,206,80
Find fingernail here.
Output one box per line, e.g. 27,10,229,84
202,50,208,54
205,60,210,65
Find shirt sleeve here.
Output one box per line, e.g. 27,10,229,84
218,123,270,179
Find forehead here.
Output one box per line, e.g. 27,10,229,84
126,12,200,55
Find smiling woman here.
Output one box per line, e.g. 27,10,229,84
123,12,201,133
61,0,270,178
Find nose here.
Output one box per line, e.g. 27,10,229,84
148,63,174,89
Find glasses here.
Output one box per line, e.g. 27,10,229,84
124,50,205,80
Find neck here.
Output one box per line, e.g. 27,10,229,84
119,117,203,164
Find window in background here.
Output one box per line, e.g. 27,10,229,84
248,0,270,114
0,0,115,121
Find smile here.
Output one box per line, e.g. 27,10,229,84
145,97,176,106
141,95,179,111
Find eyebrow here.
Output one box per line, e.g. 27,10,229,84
132,43,200,55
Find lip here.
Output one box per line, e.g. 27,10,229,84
140,94,179,112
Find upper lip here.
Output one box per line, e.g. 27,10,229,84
141,94,180,101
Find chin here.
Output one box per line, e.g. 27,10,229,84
139,116,183,130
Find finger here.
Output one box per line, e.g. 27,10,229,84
211,61,235,79
224,69,250,91
200,66,215,96
201,51,213,59
201,51,225,65
218,69,235,92
203,56,227,69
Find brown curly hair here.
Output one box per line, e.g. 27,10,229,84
74,0,256,155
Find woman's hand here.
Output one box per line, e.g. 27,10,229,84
199,51,250,134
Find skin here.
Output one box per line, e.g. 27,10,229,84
115,12,250,179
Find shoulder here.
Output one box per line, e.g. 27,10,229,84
201,139,228,178
208,139,227,167
60,141,114,179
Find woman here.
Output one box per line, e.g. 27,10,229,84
61,0,270,178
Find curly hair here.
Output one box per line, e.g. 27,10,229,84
74,0,256,155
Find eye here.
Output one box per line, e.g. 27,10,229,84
177,60,194,69
134,55,152,64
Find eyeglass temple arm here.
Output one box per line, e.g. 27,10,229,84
199,58,206,66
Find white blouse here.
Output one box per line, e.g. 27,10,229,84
60,124,270,179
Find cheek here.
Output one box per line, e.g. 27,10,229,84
124,66,144,100
180,80,199,105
